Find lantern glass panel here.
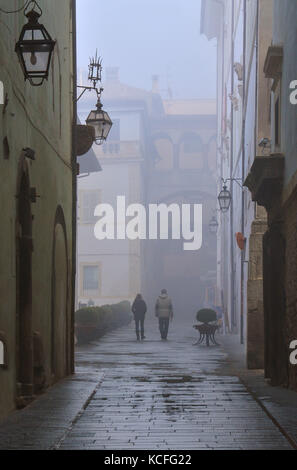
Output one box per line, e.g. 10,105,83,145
15,11,55,85
86,107,113,144
21,47,51,74
23,28,45,41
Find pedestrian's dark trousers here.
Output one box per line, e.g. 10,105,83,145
134,313,145,339
159,317,170,339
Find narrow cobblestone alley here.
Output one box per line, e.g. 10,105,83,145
0,320,296,450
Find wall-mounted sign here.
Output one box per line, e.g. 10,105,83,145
236,232,246,251
0,341,4,365
0,81,3,105
0,333,8,369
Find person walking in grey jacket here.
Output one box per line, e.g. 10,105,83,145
155,289,173,340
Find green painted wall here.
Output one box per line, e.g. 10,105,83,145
0,0,75,421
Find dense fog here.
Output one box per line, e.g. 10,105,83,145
76,0,218,321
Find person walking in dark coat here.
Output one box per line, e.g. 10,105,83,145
155,289,173,340
132,294,147,340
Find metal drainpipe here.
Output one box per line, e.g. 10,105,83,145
230,0,236,332
254,0,259,220
71,0,77,374
213,0,227,327
240,0,247,345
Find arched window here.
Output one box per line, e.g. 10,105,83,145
179,133,204,170
183,134,203,153
153,134,174,170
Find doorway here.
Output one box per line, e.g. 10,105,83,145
16,160,34,402
51,207,69,381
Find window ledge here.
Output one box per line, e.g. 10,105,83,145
244,154,285,209
264,45,283,88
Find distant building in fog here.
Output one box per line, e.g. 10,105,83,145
77,68,160,307
145,95,217,317
77,70,217,318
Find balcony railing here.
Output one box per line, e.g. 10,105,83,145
94,141,142,159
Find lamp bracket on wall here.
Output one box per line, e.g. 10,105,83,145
23,147,36,161
76,85,103,103
222,177,243,189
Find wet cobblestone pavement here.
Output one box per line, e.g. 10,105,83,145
0,320,295,450
60,321,291,450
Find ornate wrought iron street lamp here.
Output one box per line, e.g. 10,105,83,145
218,177,243,212
76,51,112,146
218,184,232,212
15,1,56,86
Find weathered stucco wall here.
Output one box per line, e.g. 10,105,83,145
0,0,75,421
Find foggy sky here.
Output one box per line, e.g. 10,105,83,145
76,0,217,99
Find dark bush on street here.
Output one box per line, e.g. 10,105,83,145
196,308,217,324
75,301,132,344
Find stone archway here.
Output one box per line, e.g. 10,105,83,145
16,158,34,404
178,132,205,171
51,207,69,381
152,132,174,170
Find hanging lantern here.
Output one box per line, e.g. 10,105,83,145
86,98,113,145
209,216,219,234
218,185,232,212
15,2,56,86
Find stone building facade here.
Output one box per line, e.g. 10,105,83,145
201,0,273,368
76,69,158,307
0,0,76,420
202,0,297,389
245,0,297,389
